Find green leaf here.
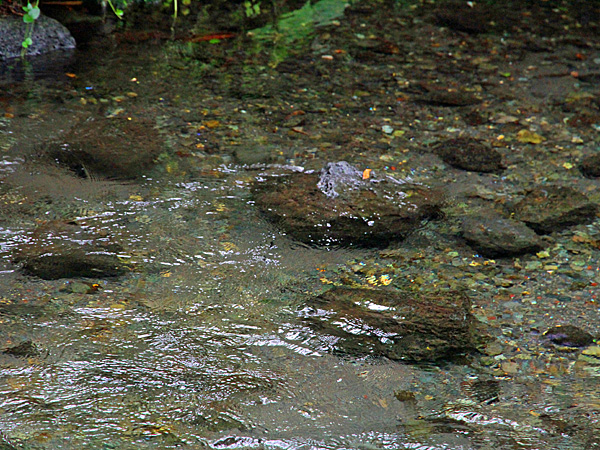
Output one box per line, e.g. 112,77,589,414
29,6,40,19
23,14,35,23
115,8,124,17
209,38,221,44
22,37,33,48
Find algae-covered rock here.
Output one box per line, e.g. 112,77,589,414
300,286,479,362
253,162,443,247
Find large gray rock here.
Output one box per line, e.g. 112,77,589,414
0,15,75,60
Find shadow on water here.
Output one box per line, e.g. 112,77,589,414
0,50,76,85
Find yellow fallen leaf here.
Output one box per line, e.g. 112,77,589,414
517,129,544,144
204,120,220,128
563,162,574,169
221,242,238,251
362,168,372,180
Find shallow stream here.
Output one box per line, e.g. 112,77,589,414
1,6,600,448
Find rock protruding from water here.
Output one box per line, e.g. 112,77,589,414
0,15,76,60
512,186,597,234
432,138,504,173
45,118,163,180
580,153,600,178
460,211,543,257
15,221,126,280
301,286,479,362
253,162,443,247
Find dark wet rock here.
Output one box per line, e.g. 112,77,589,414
418,89,482,107
0,15,75,60
580,153,600,178
300,286,479,362
3,340,40,358
460,211,543,257
512,186,597,234
543,325,594,348
253,162,443,247
433,3,491,34
432,138,504,173
14,221,126,280
45,118,163,180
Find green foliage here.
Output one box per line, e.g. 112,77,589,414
249,0,349,66
22,1,40,23
106,0,125,19
21,1,39,53
244,0,261,18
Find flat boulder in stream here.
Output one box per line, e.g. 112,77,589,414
45,118,163,180
253,162,443,247
460,211,543,257
14,221,126,280
301,286,478,362
512,186,597,234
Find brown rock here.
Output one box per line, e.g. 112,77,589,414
432,138,504,173
512,186,597,234
301,286,479,362
253,162,443,247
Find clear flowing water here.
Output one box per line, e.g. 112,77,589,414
0,43,598,450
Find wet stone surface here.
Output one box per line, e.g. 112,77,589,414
460,210,544,257
301,286,482,362
512,185,598,234
580,153,600,178
432,138,504,173
253,162,443,247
